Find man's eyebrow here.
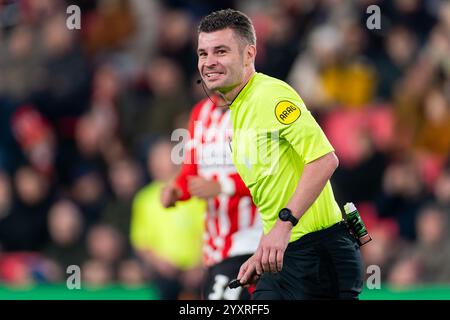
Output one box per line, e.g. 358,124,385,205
214,45,231,51
197,45,231,53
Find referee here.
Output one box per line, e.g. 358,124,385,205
196,9,364,299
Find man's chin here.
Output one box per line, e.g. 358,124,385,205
204,79,224,92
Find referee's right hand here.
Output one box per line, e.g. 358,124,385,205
161,183,181,208
237,255,262,287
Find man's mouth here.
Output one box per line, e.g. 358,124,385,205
204,72,224,80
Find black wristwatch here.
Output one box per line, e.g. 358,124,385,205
278,208,298,226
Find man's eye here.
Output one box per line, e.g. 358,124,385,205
217,50,226,55
199,52,207,57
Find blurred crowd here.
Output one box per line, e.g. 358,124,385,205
0,0,449,296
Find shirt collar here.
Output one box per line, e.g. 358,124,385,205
228,72,258,109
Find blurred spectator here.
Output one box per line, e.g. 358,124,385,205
288,24,342,111
0,97,22,173
438,1,450,33
82,0,135,57
156,9,198,80
83,223,134,286
81,259,114,287
83,64,122,162
393,23,450,156
387,254,421,288
327,20,377,109
256,6,300,80
100,158,143,246
0,25,42,100
376,158,431,240
125,0,161,73
333,131,388,205
91,64,122,110
387,204,450,287
69,165,107,226
376,25,418,100
11,105,56,176
86,224,125,265
0,171,12,221
118,57,190,155
360,219,404,283
434,167,450,212
74,114,104,161
43,199,86,272
288,19,376,111
117,258,146,287
130,140,205,300
385,0,436,42
413,205,450,283
0,166,52,251
414,87,450,158
33,14,90,122
392,62,429,139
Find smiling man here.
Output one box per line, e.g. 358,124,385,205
196,9,364,300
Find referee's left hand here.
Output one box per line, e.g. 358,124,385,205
255,220,292,273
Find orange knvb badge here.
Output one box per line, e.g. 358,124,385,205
274,101,301,125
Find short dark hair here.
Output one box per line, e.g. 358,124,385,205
198,9,256,45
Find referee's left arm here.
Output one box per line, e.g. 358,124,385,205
260,151,338,272
284,151,339,222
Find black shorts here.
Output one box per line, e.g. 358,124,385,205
253,221,364,300
202,254,253,300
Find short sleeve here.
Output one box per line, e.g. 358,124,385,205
257,84,334,164
281,107,335,164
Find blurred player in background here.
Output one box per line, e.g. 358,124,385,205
161,94,262,300
131,140,205,300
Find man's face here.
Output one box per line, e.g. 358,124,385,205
197,28,247,94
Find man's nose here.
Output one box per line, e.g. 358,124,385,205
205,54,218,67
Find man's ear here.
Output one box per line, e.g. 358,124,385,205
246,44,257,65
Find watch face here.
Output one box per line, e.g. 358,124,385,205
279,208,297,226
279,209,290,220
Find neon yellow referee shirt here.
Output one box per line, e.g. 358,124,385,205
229,72,342,243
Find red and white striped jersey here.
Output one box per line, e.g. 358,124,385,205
175,97,262,267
